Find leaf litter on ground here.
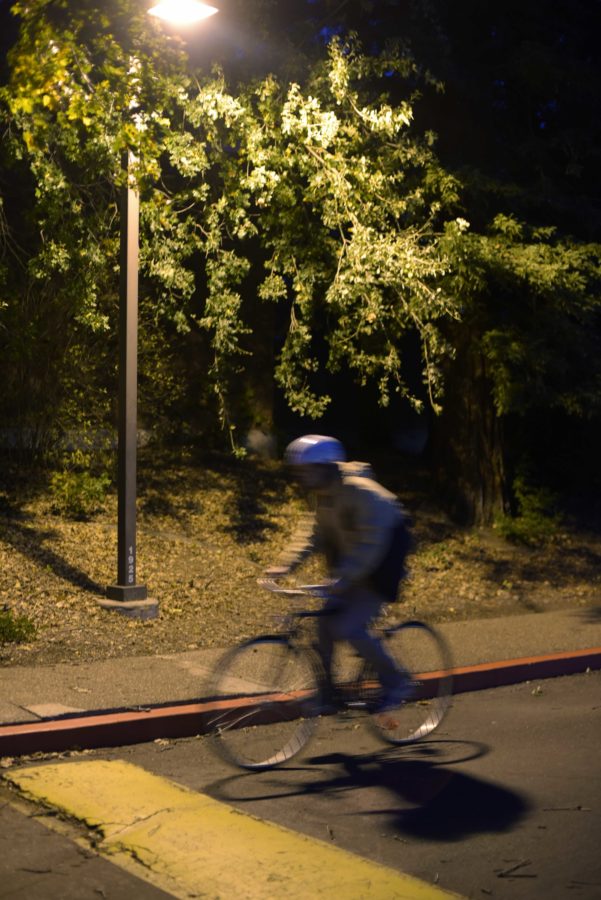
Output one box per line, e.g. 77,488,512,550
1,454,599,666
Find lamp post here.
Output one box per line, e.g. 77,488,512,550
103,0,218,619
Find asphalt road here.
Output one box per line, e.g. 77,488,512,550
2,670,600,899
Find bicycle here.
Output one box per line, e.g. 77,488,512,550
207,580,453,771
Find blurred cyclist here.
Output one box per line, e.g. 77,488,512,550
265,434,414,711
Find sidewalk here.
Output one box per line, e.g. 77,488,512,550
1,606,600,756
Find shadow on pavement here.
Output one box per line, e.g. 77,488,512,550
211,740,529,841
390,765,529,840
327,752,530,841
580,606,601,623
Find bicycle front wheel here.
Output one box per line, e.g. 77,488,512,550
367,620,453,745
208,636,323,771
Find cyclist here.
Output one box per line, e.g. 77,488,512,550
265,434,414,711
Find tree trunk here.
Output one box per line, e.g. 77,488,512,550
429,338,508,525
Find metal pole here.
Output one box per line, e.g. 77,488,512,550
106,151,149,606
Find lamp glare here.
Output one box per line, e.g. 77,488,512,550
148,1,218,25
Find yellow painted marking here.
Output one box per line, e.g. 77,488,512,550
6,760,463,899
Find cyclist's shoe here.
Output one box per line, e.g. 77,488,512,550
317,685,343,715
375,678,416,712
316,701,338,716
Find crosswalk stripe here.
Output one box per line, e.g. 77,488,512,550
6,759,464,899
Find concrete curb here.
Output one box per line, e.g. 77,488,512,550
1,647,600,758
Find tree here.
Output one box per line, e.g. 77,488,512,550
1,0,599,527
435,216,600,522
234,1,601,523
0,0,212,451
196,39,462,429
407,0,601,521
1,3,463,452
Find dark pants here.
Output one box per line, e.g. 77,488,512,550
318,519,411,690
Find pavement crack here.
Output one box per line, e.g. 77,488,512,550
110,839,161,872
495,859,537,879
104,807,174,841
543,804,591,811
18,866,54,874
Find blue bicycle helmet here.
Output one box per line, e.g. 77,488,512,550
284,434,346,467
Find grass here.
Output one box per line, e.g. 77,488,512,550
0,607,36,645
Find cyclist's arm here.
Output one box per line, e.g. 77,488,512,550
265,512,320,576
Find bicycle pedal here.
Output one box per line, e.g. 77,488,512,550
346,700,368,710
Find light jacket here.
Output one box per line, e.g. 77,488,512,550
279,462,405,589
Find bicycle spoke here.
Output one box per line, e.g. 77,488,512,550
368,621,453,745
209,637,322,770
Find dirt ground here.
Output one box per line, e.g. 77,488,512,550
1,454,600,667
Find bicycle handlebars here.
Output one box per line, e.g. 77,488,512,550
257,577,331,598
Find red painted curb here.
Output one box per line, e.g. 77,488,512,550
1,647,600,758
452,646,601,693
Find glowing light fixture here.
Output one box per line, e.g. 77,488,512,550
148,0,218,25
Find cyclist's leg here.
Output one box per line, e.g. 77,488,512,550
332,587,408,690
352,522,411,693
316,594,341,698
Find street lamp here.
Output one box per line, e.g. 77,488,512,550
148,1,218,24
102,1,219,619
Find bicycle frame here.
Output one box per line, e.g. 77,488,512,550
207,578,454,770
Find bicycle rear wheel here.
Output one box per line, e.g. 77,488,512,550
208,636,323,770
366,620,453,745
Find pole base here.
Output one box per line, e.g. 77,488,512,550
106,584,148,602
100,587,158,620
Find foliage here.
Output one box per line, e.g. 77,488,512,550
495,472,561,546
48,443,112,519
0,0,205,447
47,439,112,519
49,468,111,518
195,39,461,423
0,4,464,447
0,0,600,525
0,607,36,644
440,215,601,419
